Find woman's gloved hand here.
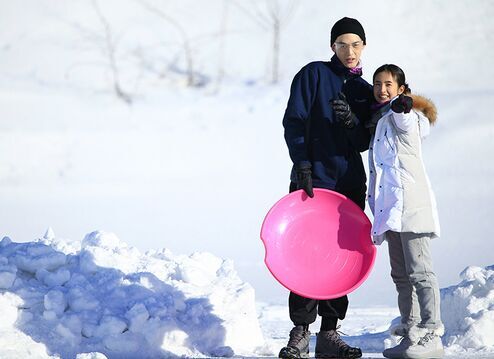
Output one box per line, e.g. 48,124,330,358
391,94,413,114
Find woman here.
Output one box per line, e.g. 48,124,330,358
368,64,444,359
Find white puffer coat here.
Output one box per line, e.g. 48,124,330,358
368,95,440,245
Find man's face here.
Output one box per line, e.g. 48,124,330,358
331,33,365,69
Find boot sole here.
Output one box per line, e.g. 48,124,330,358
383,350,407,358
279,354,309,359
279,348,310,359
406,348,444,359
315,353,362,359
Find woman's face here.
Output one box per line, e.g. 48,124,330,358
373,71,405,103
331,33,365,69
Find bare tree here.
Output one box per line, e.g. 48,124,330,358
91,0,133,104
137,0,198,87
232,0,299,83
215,0,230,90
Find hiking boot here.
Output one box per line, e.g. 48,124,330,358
315,330,362,358
405,332,444,359
278,325,310,359
383,335,413,358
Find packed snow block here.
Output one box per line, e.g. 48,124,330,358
78,250,98,274
43,227,56,241
0,292,23,329
441,265,494,351
56,322,82,346
67,286,100,312
80,230,142,274
43,310,58,321
0,236,12,247
176,252,224,285
9,242,66,273
76,353,108,359
207,259,266,355
125,303,150,332
0,256,17,289
171,253,266,356
82,231,121,250
159,329,196,357
0,292,54,357
44,289,68,316
36,267,71,286
102,331,142,353
93,315,128,337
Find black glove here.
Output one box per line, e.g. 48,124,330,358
391,94,413,114
295,164,314,198
331,92,357,128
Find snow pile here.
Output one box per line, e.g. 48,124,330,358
441,265,494,355
0,231,268,358
0,291,54,358
351,265,494,356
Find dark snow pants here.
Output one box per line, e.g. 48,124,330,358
288,182,365,326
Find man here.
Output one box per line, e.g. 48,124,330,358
280,17,372,359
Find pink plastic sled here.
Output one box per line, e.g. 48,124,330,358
260,188,376,299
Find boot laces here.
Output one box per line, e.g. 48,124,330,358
323,327,351,349
335,325,348,336
287,326,308,346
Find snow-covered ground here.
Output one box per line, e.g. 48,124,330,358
1,233,494,358
1,0,494,357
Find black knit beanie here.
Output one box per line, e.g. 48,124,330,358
331,17,366,45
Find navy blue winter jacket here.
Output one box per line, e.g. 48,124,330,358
283,55,372,194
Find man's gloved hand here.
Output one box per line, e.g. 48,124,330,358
295,163,314,198
331,92,357,128
391,94,413,114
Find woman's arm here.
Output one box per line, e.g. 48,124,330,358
390,110,419,133
389,94,417,133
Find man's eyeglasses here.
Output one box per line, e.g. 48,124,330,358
334,41,364,51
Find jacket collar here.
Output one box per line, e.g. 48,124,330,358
366,101,391,130
328,54,363,78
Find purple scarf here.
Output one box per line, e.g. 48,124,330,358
349,64,363,76
371,100,390,112
366,101,391,129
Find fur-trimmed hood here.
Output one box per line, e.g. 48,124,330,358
410,94,438,125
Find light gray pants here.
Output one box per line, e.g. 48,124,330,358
386,231,442,329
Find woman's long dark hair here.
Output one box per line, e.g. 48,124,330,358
373,64,411,94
